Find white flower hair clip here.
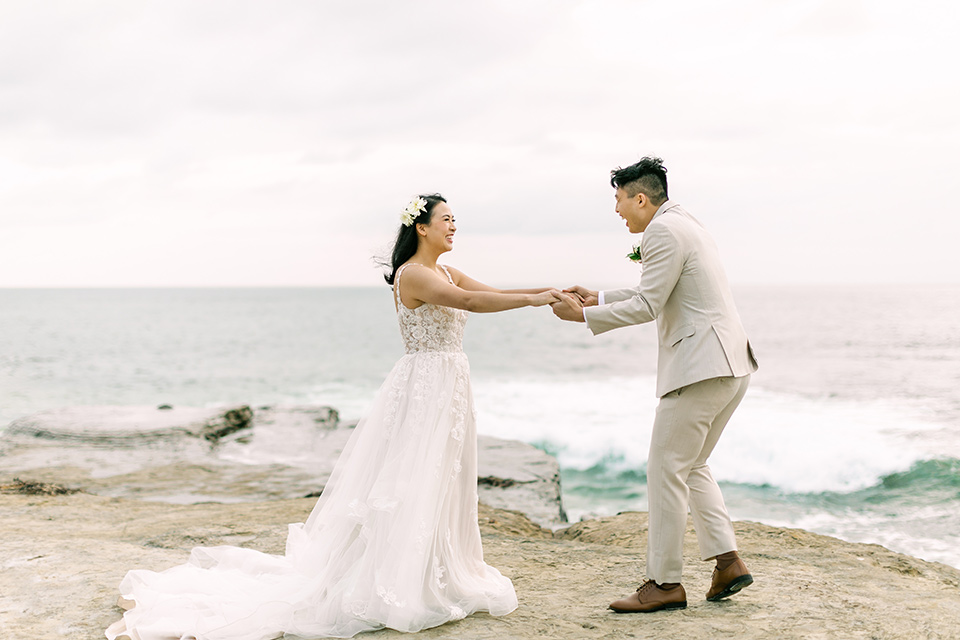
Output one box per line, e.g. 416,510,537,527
400,196,427,227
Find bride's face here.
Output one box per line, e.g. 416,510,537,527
417,203,457,253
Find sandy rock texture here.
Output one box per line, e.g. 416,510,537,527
2,489,959,640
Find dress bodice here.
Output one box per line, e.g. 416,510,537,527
394,264,467,354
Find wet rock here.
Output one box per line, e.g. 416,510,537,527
0,478,82,496
201,406,254,442
477,436,567,527
4,405,255,447
478,476,516,488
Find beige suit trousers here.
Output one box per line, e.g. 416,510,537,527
646,374,750,584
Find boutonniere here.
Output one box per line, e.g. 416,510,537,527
626,242,642,263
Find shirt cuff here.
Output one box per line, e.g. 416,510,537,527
582,307,589,323
598,291,605,306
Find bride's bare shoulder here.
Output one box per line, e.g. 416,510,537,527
439,264,465,283
398,263,448,287
399,263,432,276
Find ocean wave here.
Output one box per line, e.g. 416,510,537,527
823,457,960,502
556,455,960,568
471,376,956,495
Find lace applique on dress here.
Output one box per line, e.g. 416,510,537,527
381,357,413,440
433,558,447,590
344,600,368,618
348,498,370,520
450,367,468,442
394,264,467,355
414,518,430,555
376,585,407,608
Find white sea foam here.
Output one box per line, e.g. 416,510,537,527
471,376,951,495
768,506,960,569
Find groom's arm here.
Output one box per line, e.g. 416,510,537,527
584,223,683,335
565,282,656,311
597,287,634,306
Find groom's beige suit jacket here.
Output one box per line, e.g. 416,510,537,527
584,200,758,397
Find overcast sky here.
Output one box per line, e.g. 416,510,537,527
1,0,958,287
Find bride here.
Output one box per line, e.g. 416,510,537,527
106,194,560,640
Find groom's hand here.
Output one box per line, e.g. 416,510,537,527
563,285,598,307
550,292,585,323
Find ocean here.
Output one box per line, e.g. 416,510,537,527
2,285,959,569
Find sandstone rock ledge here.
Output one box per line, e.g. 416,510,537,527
2,491,959,640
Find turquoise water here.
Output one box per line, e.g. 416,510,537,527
2,285,959,567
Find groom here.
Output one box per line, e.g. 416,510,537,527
551,157,758,613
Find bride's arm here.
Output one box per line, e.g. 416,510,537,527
402,266,557,313
443,266,553,295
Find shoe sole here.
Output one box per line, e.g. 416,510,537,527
609,601,688,614
707,574,753,602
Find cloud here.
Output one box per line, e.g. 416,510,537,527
0,0,958,286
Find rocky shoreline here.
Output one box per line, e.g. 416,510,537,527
1,405,566,527
3,405,960,639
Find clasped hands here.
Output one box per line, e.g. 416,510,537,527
547,285,598,323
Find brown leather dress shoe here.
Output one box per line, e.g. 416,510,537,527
706,557,754,601
609,580,687,613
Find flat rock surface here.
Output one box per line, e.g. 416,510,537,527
2,490,959,640
1,405,565,526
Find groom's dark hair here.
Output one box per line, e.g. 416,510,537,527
610,157,668,205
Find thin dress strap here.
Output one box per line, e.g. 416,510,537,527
439,264,454,284
394,263,412,307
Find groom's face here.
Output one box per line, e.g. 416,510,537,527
615,187,654,233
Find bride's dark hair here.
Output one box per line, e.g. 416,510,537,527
383,193,447,285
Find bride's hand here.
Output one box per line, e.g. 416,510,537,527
530,289,563,307
563,285,598,307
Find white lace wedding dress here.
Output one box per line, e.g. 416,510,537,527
106,264,518,640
